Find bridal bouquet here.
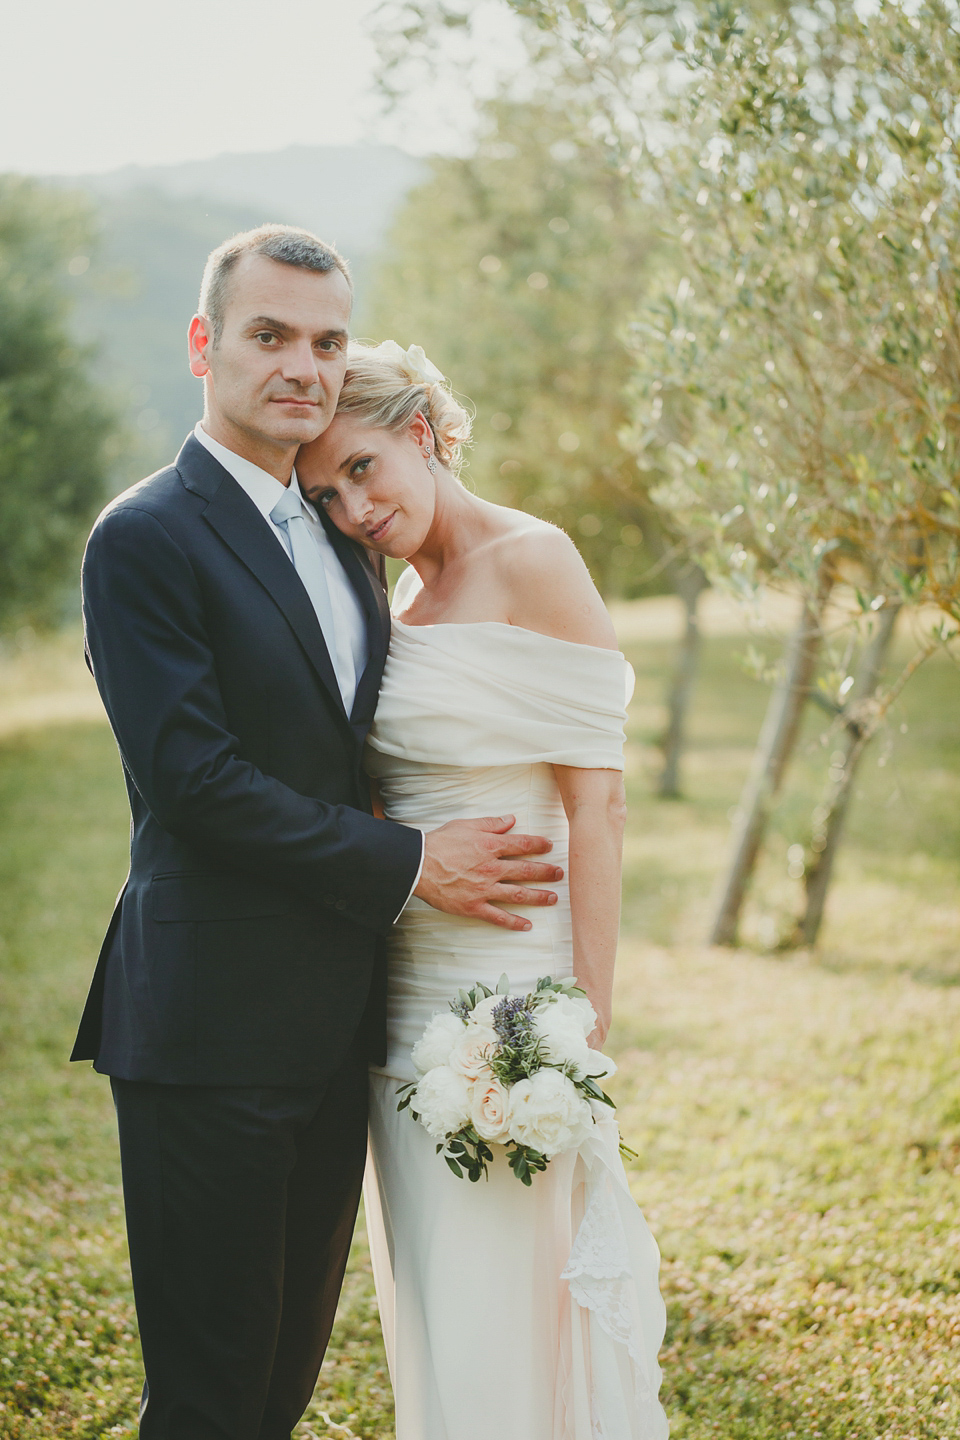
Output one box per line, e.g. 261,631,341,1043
397,975,633,1185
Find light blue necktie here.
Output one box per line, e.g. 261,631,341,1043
270,484,345,694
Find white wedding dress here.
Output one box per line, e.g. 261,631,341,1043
363,615,668,1440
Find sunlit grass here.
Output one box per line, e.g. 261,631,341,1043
0,610,957,1437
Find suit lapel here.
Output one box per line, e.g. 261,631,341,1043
177,436,349,721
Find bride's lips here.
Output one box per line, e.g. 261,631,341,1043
366,511,396,544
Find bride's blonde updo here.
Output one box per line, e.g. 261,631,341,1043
335,340,473,475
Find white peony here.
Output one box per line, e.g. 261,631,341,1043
506,1068,594,1158
581,1050,617,1081
533,998,593,1076
563,992,599,1038
412,1066,472,1139
448,1022,499,1081
470,1075,511,1142
411,1011,465,1076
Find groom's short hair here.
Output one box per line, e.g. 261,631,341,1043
199,225,352,344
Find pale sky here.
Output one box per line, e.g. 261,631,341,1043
2,0,525,175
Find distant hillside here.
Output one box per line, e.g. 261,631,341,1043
62,145,426,487
86,145,426,260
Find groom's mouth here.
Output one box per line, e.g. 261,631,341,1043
271,395,320,409
366,512,396,544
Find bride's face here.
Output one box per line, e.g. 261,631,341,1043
297,411,436,558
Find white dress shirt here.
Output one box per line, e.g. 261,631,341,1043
193,423,424,910
194,423,367,713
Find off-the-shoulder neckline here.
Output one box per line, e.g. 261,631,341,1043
390,614,624,658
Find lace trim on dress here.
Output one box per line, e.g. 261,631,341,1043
561,1127,655,1405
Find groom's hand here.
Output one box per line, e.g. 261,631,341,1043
415,815,562,931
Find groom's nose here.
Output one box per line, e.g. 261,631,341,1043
280,338,322,390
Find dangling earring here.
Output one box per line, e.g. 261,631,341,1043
425,451,438,474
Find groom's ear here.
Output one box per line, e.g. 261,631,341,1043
188,314,213,377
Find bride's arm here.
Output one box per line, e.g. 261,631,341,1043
554,765,627,1049
503,522,626,1045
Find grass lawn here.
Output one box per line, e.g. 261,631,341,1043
0,614,958,1438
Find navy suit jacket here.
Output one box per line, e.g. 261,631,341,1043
71,434,422,1086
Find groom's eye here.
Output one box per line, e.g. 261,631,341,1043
254,331,278,346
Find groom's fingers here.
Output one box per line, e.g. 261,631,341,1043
492,884,558,907
497,859,564,883
468,816,557,857
474,903,536,931
487,829,556,859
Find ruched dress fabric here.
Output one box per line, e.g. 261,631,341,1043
363,619,668,1440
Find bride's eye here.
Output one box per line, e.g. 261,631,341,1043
350,457,372,478
314,488,338,508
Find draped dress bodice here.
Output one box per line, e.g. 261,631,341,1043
362,616,667,1440
364,618,632,1082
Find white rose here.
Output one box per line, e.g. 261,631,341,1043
403,343,446,385
373,338,446,386
506,1068,594,1158
448,1022,499,1081
470,1075,511,1142
533,1000,592,1076
412,1066,472,1139
411,1011,465,1076
470,994,506,1026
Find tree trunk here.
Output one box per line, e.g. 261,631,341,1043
796,602,901,948
658,567,707,798
623,497,709,800
709,593,827,946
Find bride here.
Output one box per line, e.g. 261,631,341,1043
298,341,668,1440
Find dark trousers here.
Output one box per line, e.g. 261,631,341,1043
111,1046,369,1440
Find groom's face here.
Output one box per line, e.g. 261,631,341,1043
190,255,352,455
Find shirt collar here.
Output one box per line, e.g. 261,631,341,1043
193,422,314,524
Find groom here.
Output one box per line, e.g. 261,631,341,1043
72,224,561,1439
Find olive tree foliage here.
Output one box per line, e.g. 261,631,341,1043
0,178,116,631
368,95,666,593
373,14,709,792
378,0,960,944
619,0,960,943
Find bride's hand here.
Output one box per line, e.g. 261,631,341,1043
586,1006,611,1051
415,815,563,932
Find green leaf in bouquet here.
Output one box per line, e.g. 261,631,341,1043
579,1076,616,1107
445,1157,464,1179
496,972,510,994
507,1142,549,1186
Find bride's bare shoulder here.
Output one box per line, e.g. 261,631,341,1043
491,514,618,649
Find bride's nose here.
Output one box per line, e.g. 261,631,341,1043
341,491,373,528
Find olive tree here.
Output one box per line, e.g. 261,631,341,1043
0,177,116,631
368,91,709,794
617,0,960,943
379,0,960,945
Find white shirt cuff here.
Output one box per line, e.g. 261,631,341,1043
395,829,426,922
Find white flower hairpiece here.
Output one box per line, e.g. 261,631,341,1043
374,339,446,387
